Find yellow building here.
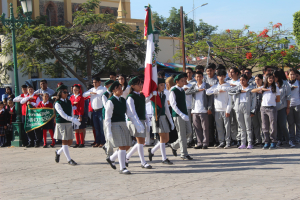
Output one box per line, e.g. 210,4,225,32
0,0,180,85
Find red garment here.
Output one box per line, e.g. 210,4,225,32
28,94,39,105
9,106,15,124
88,97,93,112
20,93,29,116
70,94,85,116
36,101,53,108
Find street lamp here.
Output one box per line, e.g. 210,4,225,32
0,0,33,147
153,27,160,47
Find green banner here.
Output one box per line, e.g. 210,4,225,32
25,105,55,133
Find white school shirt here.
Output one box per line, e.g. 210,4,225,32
54,98,73,123
183,83,192,109
240,86,251,103
169,85,189,119
101,90,111,110
191,82,207,114
289,81,300,106
261,86,280,107
228,79,240,87
13,93,29,102
121,86,130,99
82,86,106,110
206,82,232,113
20,94,41,107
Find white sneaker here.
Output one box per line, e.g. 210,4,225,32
289,141,295,148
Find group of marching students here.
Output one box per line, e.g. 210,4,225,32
2,64,300,175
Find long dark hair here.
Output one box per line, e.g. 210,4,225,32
119,74,128,91
274,70,283,88
276,68,287,81
263,73,276,93
129,79,142,95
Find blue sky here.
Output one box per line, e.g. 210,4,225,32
131,0,300,33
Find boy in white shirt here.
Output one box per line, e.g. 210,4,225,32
207,69,232,149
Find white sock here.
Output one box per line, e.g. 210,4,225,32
118,150,126,170
137,144,146,165
160,143,167,161
151,142,160,154
126,143,138,160
57,147,64,155
110,150,118,162
62,145,71,162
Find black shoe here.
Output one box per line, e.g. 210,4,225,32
254,142,262,146
119,168,131,175
34,144,40,148
26,144,34,148
50,144,55,148
194,144,203,149
125,162,129,167
181,155,193,160
148,148,154,161
78,144,85,148
43,145,48,148
170,146,177,157
73,144,79,148
202,145,208,149
55,150,60,163
162,158,173,165
231,140,237,146
237,140,241,148
187,143,193,148
0,144,5,147
68,159,77,166
141,163,152,169
106,156,116,170
102,146,107,154
216,142,225,149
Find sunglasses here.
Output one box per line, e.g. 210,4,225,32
62,91,68,94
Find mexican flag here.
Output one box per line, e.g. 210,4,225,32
142,5,162,108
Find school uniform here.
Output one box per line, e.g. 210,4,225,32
276,81,291,143
36,101,55,146
121,85,130,99
206,82,232,147
0,108,8,146
183,83,194,143
70,93,85,146
169,85,192,157
105,94,143,173
186,82,212,147
287,80,300,143
102,90,114,156
260,86,280,144
227,79,241,143
6,105,16,146
229,85,256,147
203,75,219,144
252,85,263,144
83,86,106,145
20,94,41,146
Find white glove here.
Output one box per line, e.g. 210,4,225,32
170,123,175,130
136,124,145,133
72,118,81,126
72,106,77,110
181,114,189,122
107,130,112,141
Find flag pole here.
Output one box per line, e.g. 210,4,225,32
155,94,158,121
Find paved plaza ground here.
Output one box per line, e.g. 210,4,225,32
1,128,300,200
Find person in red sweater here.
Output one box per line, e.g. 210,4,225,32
20,85,41,147
70,84,85,148
37,93,55,148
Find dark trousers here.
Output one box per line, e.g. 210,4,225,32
168,107,178,143
261,106,277,143
208,113,217,144
193,113,209,146
277,108,289,142
93,109,105,144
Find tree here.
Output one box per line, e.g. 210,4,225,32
152,8,217,38
0,0,145,86
176,23,300,69
293,10,300,47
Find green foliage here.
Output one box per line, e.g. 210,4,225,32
293,10,300,47
176,23,300,69
0,0,145,86
152,8,217,38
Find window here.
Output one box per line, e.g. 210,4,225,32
46,4,57,26
31,66,39,78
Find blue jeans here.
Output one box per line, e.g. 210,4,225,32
93,109,105,144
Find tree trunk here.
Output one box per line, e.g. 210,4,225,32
86,48,92,84
49,48,89,87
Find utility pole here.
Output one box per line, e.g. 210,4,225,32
180,6,186,72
